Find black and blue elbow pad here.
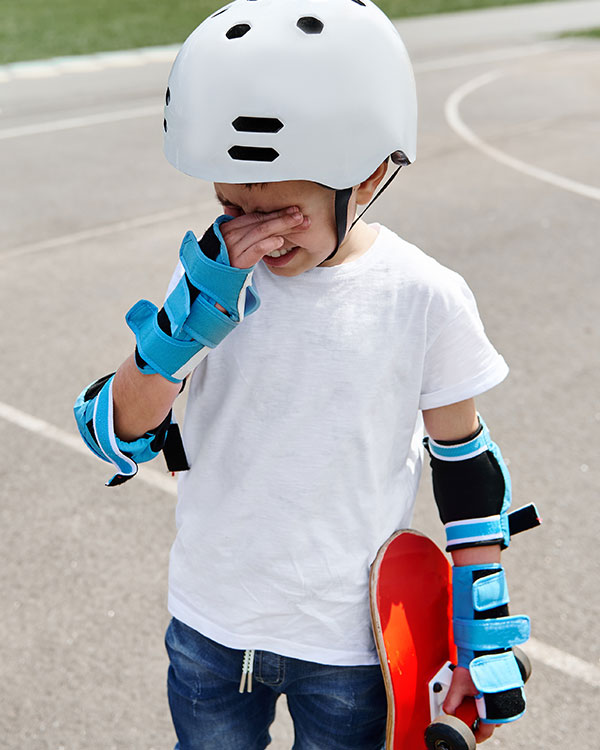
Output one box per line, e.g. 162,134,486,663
424,416,511,551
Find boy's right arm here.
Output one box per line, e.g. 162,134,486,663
113,205,309,441
75,207,308,484
112,354,182,442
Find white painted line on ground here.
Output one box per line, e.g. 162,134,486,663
1,399,599,687
0,103,161,140
0,205,199,262
527,636,600,688
413,40,571,73
444,67,600,202
0,400,177,496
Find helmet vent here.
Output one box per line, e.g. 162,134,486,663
228,146,279,163
232,116,284,133
350,0,366,5
165,87,170,106
211,8,229,17
226,24,251,39
163,118,168,133
297,17,324,34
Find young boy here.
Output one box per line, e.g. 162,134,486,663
75,1,531,747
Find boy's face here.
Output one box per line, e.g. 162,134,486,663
214,180,345,277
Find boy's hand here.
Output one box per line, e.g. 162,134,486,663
219,206,309,269
444,667,497,743
125,215,266,383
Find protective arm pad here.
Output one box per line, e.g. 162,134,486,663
453,563,529,724
127,216,260,382
424,416,512,550
73,373,188,486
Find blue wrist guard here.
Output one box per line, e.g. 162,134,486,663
425,416,512,550
127,215,260,382
453,563,530,724
73,373,188,486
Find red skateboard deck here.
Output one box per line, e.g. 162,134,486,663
370,530,478,749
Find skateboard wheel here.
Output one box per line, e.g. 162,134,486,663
513,646,532,683
425,715,476,750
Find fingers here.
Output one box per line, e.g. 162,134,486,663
223,207,305,250
442,666,477,715
220,207,310,268
221,205,299,232
444,667,499,744
474,721,497,743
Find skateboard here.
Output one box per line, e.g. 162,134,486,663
370,529,534,750
370,531,481,749
370,529,478,749
370,512,538,749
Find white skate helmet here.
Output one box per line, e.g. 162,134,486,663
163,0,417,190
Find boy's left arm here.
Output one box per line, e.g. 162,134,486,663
423,399,529,743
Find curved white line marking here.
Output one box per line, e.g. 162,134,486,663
1,397,600,688
445,69,600,202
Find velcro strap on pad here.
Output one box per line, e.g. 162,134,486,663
180,222,257,322
472,569,510,611
126,299,210,383
115,430,162,466
454,615,530,651
470,652,524,694
445,515,504,549
182,293,238,346
453,563,501,620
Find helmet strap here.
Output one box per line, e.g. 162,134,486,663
319,165,403,266
319,187,353,265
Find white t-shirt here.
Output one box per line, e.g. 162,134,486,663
167,224,508,666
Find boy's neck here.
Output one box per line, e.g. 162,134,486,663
321,220,379,268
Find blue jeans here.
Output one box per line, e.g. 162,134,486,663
165,618,387,750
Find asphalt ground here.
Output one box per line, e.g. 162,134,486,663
1,1,599,747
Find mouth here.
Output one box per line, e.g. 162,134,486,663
262,246,299,267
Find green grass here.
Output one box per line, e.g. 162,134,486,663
1,0,563,65
561,27,600,38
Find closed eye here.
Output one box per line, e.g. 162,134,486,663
214,189,240,212
218,200,245,217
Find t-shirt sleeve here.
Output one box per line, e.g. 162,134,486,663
419,273,508,410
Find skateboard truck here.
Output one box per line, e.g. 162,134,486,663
428,662,455,723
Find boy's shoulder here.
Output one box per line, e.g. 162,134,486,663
373,224,467,295
372,225,483,337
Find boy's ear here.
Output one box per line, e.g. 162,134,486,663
355,161,389,205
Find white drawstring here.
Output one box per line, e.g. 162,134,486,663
239,649,255,693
